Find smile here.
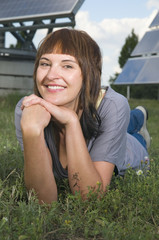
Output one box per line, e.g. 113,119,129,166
47,85,65,90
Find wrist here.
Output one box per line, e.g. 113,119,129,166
65,114,81,135
65,112,79,128
21,123,44,137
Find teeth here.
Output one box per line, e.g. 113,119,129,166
48,86,65,90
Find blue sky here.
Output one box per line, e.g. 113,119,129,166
80,0,156,20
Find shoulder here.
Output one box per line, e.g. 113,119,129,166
14,97,25,151
15,97,24,128
15,97,24,117
105,87,128,107
98,87,130,118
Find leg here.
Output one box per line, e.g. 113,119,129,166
127,106,150,150
127,109,144,134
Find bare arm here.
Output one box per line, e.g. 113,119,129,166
21,104,57,203
65,115,114,197
22,95,115,199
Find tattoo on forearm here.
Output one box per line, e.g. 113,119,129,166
72,172,80,188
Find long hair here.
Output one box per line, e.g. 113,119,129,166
34,28,102,140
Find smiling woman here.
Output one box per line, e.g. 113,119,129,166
14,28,150,204
36,53,83,109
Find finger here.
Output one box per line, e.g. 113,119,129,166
38,99,58,114
21,94,35,109
39,99,66,120
21,94,42,110
39,99,74,125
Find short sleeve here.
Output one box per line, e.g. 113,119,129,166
88,88,130,167
14,98,24,151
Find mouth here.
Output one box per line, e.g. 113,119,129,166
47,85,65,90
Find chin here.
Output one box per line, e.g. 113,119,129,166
45,97,63,106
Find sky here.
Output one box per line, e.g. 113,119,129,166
5,0,159,86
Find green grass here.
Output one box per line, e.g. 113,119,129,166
0,94,159,240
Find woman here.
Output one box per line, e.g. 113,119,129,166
15,28,150,204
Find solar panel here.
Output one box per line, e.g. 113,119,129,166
115,11,159,87
131,29,159,56
0,0,84,22
149,10,159,28
115,56,159,85
115,58,146,84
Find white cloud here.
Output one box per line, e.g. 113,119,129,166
33,29,48,48
75,10,158,85
147,0,159,9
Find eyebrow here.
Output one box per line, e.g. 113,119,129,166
61,59,78,64
39,57,77,64
39,57,50,61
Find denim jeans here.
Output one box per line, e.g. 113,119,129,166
127,109,147,150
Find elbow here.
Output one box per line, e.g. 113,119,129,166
71,182,106,200
24,177,58,204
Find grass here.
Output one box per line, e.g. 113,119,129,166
0,93,159,240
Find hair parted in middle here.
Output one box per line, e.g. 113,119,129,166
34,28,102,139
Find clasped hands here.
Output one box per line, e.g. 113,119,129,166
21,94,78,132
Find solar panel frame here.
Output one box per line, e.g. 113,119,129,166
0,0,84,32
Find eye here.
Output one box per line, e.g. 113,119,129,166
39,61,51,67
63,64,73,69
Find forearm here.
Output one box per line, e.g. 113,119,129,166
65,118,103,197
22,128,57,203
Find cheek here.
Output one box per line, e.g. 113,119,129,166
77,76,83,90
36,69,41,84
73,72,83,88
36,69,43,82
35,71,44,95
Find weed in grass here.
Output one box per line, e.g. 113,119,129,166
0,94,159,239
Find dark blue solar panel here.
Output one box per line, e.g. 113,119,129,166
115,58,146,84
115,56,159,85
135,56,159,84
0,0,84,21
131,29,159,56
149,11,159,28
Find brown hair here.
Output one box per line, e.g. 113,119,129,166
34,28,102,139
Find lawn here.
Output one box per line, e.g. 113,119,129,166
0,93,159,240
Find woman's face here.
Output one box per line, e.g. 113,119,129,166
36,53,83,110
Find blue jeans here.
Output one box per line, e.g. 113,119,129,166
127,109,147,150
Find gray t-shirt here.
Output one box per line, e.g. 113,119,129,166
14,87,148,177
88,87,148,175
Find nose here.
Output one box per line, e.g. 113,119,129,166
46,65,61,80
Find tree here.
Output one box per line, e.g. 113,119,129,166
118,29,138,68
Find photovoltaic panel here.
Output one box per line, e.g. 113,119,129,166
115,11,159,86
115,56,159,85
115,58,145,84
131,29,159,56
0,0,84,22
149,11,159,28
